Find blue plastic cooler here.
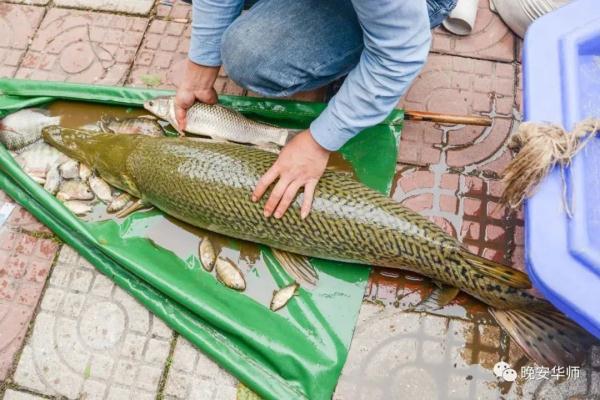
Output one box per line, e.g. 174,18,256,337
523,0,600,338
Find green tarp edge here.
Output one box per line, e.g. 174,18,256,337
0,79,403,400
0,172,303,400
0,79,405,126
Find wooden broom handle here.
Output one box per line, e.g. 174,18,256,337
404,110,492,126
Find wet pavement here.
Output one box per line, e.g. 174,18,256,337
1,0,599,399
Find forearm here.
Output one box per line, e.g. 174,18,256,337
189,0,244,66
310,0,431,151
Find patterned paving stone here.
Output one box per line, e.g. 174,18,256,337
390,165,522,269
156,0,192,22
333,303,595,400
3,390,46,400
128,19,191,90
13,246,174,399
398,54,515,168
431,0,515,62
16,8,147,84
0,225,58,381
128,20,244,95
53,0,154,15
0,3,45,78
164,337,237,400
1,191,51,235
128,18,328,103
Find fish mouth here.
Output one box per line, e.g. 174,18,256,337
41,125,66,147
41,126,97,162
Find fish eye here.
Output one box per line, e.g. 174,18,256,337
148,101,154,106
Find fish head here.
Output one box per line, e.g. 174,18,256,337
143,97,172,120
42,126,142,197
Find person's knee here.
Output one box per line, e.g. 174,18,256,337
221,19,290,96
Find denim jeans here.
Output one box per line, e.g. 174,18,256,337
220,0,456,97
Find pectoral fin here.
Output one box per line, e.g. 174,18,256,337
115,198,150,218
271,248,318,287
412,284,460,312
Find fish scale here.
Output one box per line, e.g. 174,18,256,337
42,127,598,367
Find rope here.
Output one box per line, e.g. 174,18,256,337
501,118,600,217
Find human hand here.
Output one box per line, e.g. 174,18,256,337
252,130,330,219
174,59,220,131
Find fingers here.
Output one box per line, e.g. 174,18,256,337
301,180,317,219
252,166,279,203
174,105,187,132
273,181,302,218
263,176,292,217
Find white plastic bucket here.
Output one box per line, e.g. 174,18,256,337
490,0,571,38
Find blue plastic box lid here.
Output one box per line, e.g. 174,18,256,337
523,0,600,339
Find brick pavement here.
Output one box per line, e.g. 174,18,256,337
1,0,597,399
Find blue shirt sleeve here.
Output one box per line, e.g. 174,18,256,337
189,0,244,67
310,0,431,151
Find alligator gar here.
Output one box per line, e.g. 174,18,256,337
41,126,596,366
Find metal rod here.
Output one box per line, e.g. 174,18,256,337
404,110,492,126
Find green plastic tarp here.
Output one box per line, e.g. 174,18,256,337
0,79,403,400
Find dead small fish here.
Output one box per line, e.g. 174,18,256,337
56,180,94,201
215,257,246,291
0,109,60,150
199,237,217,272
106,192,133,213
89,176,113,203
43,164,60,195
79,163,92,181
13,141,69,180
59,160,79,179
29,174,45,185
270,283,299,311
62,200,92,216
99,115,164,136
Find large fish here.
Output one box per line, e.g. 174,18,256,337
144,96,293,146
42,126,596,367
0,109,61,151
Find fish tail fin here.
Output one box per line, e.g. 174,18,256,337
489,305,597,367
462,251,532,289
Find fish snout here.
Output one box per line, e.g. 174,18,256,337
41,125,63,144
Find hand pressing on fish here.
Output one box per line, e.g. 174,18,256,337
174,61,220,134
252,130,330,219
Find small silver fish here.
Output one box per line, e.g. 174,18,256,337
89,176,113,203
59,160,79,179
0,109,61,150
144,96,293,146
57,180,94,201
43,165,61,195
215,257,246,291
106,192,133,213
199,237,217,272
30,174,45,184
270,283,299,311
63,200,92,216
79,163,92,182
99,115,165,136
13,141,69,180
